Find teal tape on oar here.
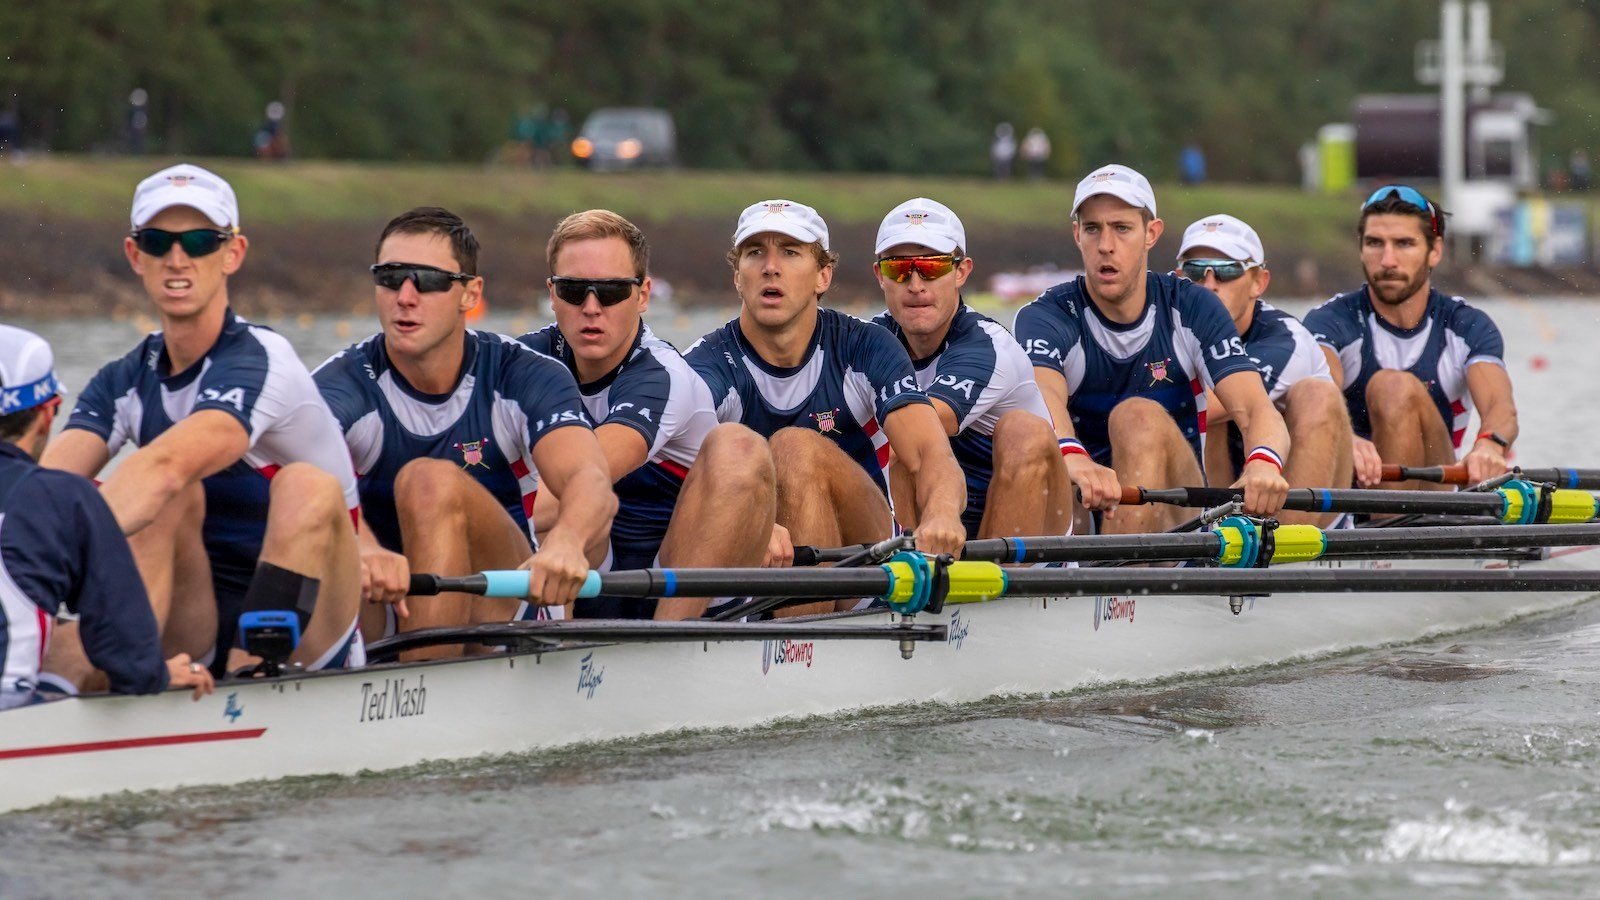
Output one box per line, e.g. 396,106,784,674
1216,515,1260,568
477,570,604,598
884,550,933,614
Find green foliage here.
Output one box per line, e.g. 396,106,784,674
0,1,1595,180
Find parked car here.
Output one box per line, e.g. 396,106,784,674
571,107,677,171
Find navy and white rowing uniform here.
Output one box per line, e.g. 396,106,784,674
1220,298,1333,474
0,442,167,708
1013,272,1258,466
685,308,929,493
871,302,1052,537
520,322,718,618
66,309,360,602
313,329,592,553
1303,287,1505,448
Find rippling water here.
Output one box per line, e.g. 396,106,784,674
4,296,1600,898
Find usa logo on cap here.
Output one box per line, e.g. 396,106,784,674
168,174,191,188
1203,221,1223,232
905,212,928,225
764,202,791,216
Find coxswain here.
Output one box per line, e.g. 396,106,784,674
520,210,775,620
1303,185,1515,488
1013,164,1290,533
868,198,1071,540
1175,214,1353,526
313,207,615,655
43,163,366,678
685,199,966,614
0,325,213,707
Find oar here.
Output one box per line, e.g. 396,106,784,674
1117,483,1600,524
409,552,1600,617
1381,464,1600,490
778,522,1600,568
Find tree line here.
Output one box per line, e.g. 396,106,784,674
2,1,1596,182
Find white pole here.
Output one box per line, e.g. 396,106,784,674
1468,1,1492,104
1441,1,1465,221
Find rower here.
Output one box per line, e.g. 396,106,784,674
1013,164,1291,534
0,326,213,708
313,207,615,656
867,198,1071,540
1176,214,1353,526
42,163,366,678
1303,185,1515,488
685,199,966,614
520,210,775,620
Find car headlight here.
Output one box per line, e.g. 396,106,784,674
572,137,594,159
617,139,642,160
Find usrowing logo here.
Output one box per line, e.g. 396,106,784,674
904,212,929,226
764,201,791,216
811,408,839,434
1091,170,1116,182
761,639,815,674
168,174,192,188
577,652,605,699
454,437,490,469
223,693,242,722
1147,358,1171,385
1202,220,1224,232
1092,596,1136,630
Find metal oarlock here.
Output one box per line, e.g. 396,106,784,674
1197,499,1245,528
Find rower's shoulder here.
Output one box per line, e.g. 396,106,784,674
514,323,561,357
311,333,383,382
474,329,574,379
683,318,739,364
1305,288,1367,318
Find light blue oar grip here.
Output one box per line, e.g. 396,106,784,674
478,569,603,599
579,570,602,598
481,570,531,598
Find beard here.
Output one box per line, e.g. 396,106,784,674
1364,264,1430,306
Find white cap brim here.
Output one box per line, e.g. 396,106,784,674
1072,183,1157,218
131,188,235,230
1178,232,1258,263
733,219,824,249
874,226,960,256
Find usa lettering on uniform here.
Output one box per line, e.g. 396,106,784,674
1208,337,1246,360
1022,339,1063,361
934,373,976,399
199,386,248,410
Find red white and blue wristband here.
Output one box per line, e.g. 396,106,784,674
1245,446,1284,473
1058,437,1089,458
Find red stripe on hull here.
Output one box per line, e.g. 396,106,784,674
0,727,267,761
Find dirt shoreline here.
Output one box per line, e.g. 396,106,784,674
2,212,1593,319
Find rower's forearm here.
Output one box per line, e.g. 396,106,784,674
1240,403,1291,458
913,451,967,524
547,469,618,554
1479,404,1519,444
100,452,186,536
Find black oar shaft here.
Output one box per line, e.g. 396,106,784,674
999,568,1600,597
1131,486,1508,516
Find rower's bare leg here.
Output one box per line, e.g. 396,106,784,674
979,410,1072,539
770,427,892,615
227,463,364,671
656,424,776,620
1279,379,1356,526
43,482,215,690
1103,398,1203,534
394,458,534,659
1366,369,1455,491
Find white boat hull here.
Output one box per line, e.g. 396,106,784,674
2,550,1595,814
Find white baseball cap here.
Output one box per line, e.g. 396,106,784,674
130,163,240,230
1178,214,1266,266
874,198,967,256
732,199,829,251
1071,164,1157,218
0,325,63,416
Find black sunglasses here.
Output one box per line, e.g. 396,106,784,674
549,276,642,306
371,263,475,293
131,228,234,258
1180,259,1252,283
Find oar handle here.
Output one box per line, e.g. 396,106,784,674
408,570,604,599
1119,486,1145,505
1382,463,1466,484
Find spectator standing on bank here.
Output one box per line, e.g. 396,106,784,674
126,89,149,155
991,123,1017,180
1181,142,1207,185
1571,150,1592,192
1020,127,1050,180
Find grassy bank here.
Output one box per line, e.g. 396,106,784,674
1,155,1592,314
0,155,1365,254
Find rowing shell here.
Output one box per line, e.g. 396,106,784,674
1,548,1596,814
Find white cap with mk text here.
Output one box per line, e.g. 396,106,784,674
0,325,64,416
